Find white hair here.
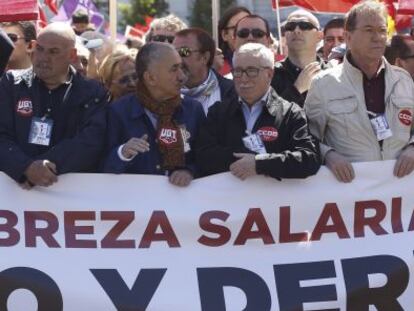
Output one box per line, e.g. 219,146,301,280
233,43,275,68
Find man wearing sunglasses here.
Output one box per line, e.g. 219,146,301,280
196,43,320,180
0,28,13,76
271,10,329,108
233,15,271,51
173,28,236,116
0,21,36,70
305,1,414,183
390,35,414,79
0,23,108,189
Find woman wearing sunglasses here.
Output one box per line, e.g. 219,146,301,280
98,50,137,101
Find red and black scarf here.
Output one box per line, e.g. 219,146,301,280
136,81,185,170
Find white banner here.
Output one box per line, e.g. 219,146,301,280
0,160,413,311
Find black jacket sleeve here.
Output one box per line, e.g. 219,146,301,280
195,102,250,176
255,103,321,179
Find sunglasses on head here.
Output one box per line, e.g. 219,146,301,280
151,35,175,43
7,33,26,43
236,28,267,39
117,72,138,86
177,46,201,58
284,21,318,32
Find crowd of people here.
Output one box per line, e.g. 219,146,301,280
0,0,413,190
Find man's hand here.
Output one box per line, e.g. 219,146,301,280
121,135,150,159
24,159,58,187
293,61,321,94
230,153,257,180
325,150,355,183
394,145,414,178
169,169,193,187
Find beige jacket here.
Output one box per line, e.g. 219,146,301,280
305,55,414,162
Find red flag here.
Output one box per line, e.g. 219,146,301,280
44,0,58,15
134,16,154,34
398,0,414,14
38,1,47,28
0,0,38,22
125,25,145,38
275,0,359,13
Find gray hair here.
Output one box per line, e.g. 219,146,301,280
233,43,275,68
135,42,176,81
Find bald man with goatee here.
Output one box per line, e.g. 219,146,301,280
0,22,109,189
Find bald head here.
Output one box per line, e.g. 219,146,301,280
287,9,320,29
38,22,76,48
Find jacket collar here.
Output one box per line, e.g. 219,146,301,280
343,53,400,100
12,65,77,89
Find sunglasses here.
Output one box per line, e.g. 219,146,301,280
7,33,26,43
177,47,201,58
117,72,138,86
284,21,318,32
236,28,267,39
151,35,175,44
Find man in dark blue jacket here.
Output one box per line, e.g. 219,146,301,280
0,22,108,189
102,42,204,187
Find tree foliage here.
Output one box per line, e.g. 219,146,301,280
119,0,169,28
190,0,235,34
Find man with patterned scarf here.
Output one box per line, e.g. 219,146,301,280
103,42,205,187
173,28,237,116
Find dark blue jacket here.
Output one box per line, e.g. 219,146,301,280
102,94,205,176
0,67,108,182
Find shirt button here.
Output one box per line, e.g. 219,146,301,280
94,98,99,103
156,165,161,170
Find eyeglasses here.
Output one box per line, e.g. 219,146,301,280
232,66,270,78
7,33,26,43
236,28,268,39
284,21,318,32
177,47,201,58
151,35,175,44
117,72,138,86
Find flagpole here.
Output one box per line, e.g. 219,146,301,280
109,0,117,43
212,0,219,47
274,0,282,55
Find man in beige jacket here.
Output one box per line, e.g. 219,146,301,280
305,0,414,182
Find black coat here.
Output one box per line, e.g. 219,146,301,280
270,57,330,107
195,88,321,179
